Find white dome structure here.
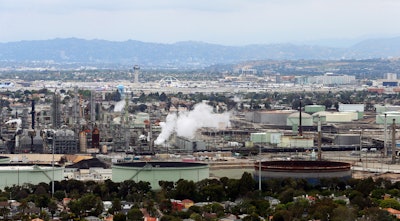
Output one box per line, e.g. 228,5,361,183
286,111,313,126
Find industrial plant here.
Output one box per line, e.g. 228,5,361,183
1,66,400,190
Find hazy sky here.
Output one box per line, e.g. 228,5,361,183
1,0,399,45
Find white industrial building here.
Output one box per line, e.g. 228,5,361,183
310,73,356,85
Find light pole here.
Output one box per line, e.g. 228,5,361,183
258,145,262,193
52,131,55,198
384,113,387,157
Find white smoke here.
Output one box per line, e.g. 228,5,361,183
154,113,178,145
114,100,125,112
154,103,230,145
5,118,22,128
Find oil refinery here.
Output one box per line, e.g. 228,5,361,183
0,71,400,189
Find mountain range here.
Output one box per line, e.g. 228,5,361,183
1,37,400,68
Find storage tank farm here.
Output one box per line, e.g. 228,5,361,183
254,98,352,184
112,103,233,188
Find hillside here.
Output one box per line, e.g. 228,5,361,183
1,37,400,68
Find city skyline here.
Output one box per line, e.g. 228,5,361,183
1,0,400,46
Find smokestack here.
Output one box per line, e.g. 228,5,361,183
298,97,303,136
384,113,387,157
31,100,35,130
317,116,322,161
92,124,100,150
29,99,36,152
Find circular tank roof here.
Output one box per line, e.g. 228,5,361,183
115,161,208,168
0,163,62,170
257,160,350,171
254,160,352,184
288,112,312,118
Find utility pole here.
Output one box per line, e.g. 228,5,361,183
318,116,322,161
298,97,303,136
392,119,396,164
384,113,387,157
258,145,262,193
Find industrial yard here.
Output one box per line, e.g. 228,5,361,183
0,66,400,190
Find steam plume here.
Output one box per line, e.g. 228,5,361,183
155,103,230,145
114,100,125,112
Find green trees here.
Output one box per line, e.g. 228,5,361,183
113,213,127,221
2,173,400,220
380,198,400,210
127,207,144,221
68,193,103,218
173,180,197,200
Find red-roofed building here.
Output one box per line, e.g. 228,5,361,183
386,208,400,219
171,201,184,211
181,199,194,209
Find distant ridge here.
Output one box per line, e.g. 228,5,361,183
0,37,400,68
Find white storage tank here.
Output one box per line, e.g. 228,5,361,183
375,105,400,113
338,104,364,112
0,156,10,164
376,112,400,124
305,105,326,114
313,111,354,123
286,112,313,126
0,164,63,190
245,110,296,125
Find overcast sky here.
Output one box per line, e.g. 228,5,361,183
1,0,399,46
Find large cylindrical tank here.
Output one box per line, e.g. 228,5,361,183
286,112,313,126
314,111,354,123
246,110,296,125
258,110,296,125
305,105,326,114
79,131,87,153
376,112,400,124
112,162,209,190
254,160,351,185
0,164,64,189
0,156,10,164
375,105,400,114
